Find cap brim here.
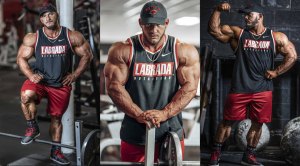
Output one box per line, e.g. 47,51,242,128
238,9,252,14
39,10,56,16
141,18,165,25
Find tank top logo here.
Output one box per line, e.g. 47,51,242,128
41,45,67,57
133,62,174,77
243,39,270,50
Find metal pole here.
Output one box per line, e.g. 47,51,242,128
58,0,75,154
145,126,155,166
75,120,82,166
0,132,76,150
0,0,5,36
100,161,201,166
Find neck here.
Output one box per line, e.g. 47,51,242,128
43,24,61,38
250,24,265,35
142,34,165,52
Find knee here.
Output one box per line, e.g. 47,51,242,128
21,94,32,104
21,91,37,104
51,116,62,124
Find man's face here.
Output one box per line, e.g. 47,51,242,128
140,19,169,45
40,12,58,30
244,12,260,29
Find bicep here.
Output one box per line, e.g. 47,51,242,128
177,46,200,87
103,47,129,88
211,25,235,43
70,31,92,58
17,44,35,61
104,62,129,87
73,40,92,58
276,33,297,57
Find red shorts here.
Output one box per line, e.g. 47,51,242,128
21,80,72,117
120,140,185,162
224,91,272,123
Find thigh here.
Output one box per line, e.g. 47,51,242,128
120,140,160,162
46,85,72,117
224,93,252,121
249,91,272,123
21,80,46,104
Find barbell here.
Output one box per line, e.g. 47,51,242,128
0,120,100,166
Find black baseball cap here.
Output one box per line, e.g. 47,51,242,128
140,1,167,25
39,3,57,17
238,4,264,14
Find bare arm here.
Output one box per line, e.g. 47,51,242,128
143,42,200,127
104,42,151,126
16,33,43,83
208,2,241,43
265,32,297,79
163,43,200,117
63,30,93,85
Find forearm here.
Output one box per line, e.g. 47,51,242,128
208,9,222,36
73,54,91,77
17,58,34,79
275,54,297,75
162,82,197,119
107,82,143,118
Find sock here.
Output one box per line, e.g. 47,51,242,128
246,145,256,154
51,142,61,152
212,142,223,151
27,119,37,128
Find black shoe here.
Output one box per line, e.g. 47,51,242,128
50,149,70,165
21,126,40,145
241,152,264,166
208,149,221,166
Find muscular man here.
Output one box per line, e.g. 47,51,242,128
16,4,92,165
208,2,297,166
104,1,200,162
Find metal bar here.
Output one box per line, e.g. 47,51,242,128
145,126,155,166
100,161,201,166
75,120,82,166
0,132,76,150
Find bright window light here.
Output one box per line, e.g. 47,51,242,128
175,17,200,26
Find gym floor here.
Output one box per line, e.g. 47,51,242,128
0,67,98,166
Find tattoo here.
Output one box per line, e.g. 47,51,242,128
275,56,296,75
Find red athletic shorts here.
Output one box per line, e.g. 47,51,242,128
120,140,185,162
21,80,72,117
223,91,272,123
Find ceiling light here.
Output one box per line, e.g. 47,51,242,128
175,17,199,26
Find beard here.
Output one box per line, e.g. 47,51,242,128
245,17,259,30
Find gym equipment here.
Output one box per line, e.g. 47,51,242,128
0,120,99,166
73,12,100,128
100,126,200,166
81,129,100,166
280,117,300,165
235,119,270,151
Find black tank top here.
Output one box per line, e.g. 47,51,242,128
231,28,276,93
34,26,73,87
120,34,184,145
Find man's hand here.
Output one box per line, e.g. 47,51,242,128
29,73,43,83
143,110,168,128
217,2,231,12
265,70,278,80
62,73,77,86
135,112,155,129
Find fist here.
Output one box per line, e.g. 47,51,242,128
265,70,278,80
217,2,231,12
